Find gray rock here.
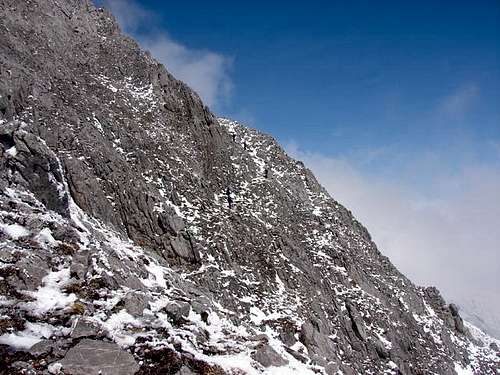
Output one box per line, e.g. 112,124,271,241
176,365,195,375
15,256,50,291
170,235,200,263
324,362,341,375
190,298,211,316
454,315,466,334
279,325,297,346
30,339,72,358
372,338,389,359
339,364,356,375
448,303,466,334
162,301,190,324
71,318,101,339
59,339,139,375
395,359,413,375
284,346,308,363
70,250,90,280
251,344,288,368
157,210,185,235
4,126,70,217
195,328,210,345
12,361,34,372
122,291,150,317
299,319,337,362
449,303,460,316
346,302,367,341
0,248,17,263
249,334,269,343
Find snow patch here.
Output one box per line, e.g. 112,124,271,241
23,268,76,316
454,362,473,375
5,146,17,157
101,309,142,347
0,322,57,349
0,223,30,240
143,262,169,289
35,228,59,248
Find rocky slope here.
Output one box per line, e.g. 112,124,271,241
0,0,498,374
460,298,500,341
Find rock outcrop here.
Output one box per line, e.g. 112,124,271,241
0,0,498,374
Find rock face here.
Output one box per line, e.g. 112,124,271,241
0,0,498,374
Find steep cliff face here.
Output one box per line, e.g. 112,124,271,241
0,1,498,374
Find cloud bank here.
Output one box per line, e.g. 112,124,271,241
101,0,233,109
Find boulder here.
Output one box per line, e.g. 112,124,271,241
59,339,139,375
170,235,200,263
71,318,101,339
251,344,288,368
299,319,337,363
372,338,389,359
162,301,191,324
176,365,195,375
29,339,72,358
157,211,185,235
7,127,70,217
123,291,150,317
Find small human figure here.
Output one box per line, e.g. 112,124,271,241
243,141,247,150
226,187,233,209
264,168,269,179
232,133,236,142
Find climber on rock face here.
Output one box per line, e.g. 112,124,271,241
232,133,236,142
226,187,233,209
264,168,269,179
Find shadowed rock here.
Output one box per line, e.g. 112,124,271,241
251,344,288,368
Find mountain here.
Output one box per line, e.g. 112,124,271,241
0,1,498,374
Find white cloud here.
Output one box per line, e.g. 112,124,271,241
437,84,479,119
101,0,152,33
287,143,500,338
140,36,233,109
101,0,233,109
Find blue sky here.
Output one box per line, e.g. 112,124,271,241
100,0,500,172
99,0,500,336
